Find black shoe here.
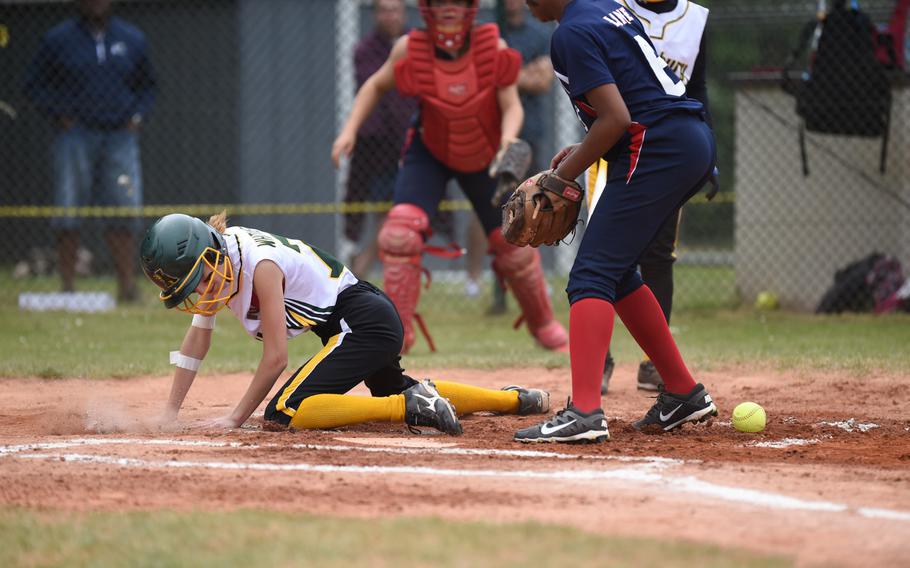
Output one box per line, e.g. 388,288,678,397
403,380,462,435
514,401,610,443
601,352,615,395
501,385,549,415
636,360,664,391
633,383,717,432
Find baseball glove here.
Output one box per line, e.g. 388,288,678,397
488,139,533,206
501,170,584,247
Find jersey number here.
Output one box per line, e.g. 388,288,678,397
274,234,345,279
308,244,344,279
633,35,686,97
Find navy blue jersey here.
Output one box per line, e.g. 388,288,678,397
551,0,703,158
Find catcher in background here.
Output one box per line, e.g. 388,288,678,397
592,0,719,395
332,0,568,355
509,0,717,443
141,212,549,435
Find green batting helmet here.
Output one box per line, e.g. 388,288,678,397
139,214,227,309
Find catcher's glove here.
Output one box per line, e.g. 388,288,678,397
488,139,533,206
501,170,584,247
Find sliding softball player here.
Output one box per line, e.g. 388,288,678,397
141,212,548,435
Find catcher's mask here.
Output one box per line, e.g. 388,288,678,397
140,213,234,315
419,0,477,51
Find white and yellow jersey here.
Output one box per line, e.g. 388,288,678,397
221,226,359,340
619,0,708,85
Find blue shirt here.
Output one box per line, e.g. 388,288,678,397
502,17,553,141
25,16,157,128
551,0,702,157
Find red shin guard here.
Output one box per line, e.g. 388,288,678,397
615,285,696,394
488,229,568,350
569,298,614,413
379,204,430,354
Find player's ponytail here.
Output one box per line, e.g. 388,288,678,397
208,210,228,233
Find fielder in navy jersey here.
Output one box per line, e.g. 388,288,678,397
515,0,718,443
597,0,717,395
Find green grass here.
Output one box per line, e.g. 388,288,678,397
0,508,791,568
1,266,908,378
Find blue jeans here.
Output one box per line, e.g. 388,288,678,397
51,125,143,231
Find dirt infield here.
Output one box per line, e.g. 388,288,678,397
1,366,909,567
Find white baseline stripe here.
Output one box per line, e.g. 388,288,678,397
748,438,821,449
858,508,910,522
11,451,910,521
294,443,682,465
0,438,683,466
0,438,249,455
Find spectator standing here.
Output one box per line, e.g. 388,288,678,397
342,0,418,277
502,0,555,171
25,0,156,303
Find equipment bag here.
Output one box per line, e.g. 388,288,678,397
783,1,893,175
816,252,907,314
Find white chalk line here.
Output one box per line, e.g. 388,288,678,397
0,437,683,466
819,419,880,433
748,438,821,449
3,438,910,522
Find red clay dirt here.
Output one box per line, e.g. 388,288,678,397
1,365,909,567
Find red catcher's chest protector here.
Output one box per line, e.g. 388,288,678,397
395,24,520,173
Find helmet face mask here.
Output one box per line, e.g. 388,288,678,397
166,246,234,316
419,0,478,51
140,214,234,315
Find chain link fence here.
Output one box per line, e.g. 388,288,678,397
0,0,907,316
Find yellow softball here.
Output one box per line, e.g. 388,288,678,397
732,402,766,433
755,291,779,311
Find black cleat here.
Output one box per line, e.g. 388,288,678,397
502,385,550,415
601,352,615,395
403,380,463,435
633,383,717,432
636,360,665,391
515,401,610,443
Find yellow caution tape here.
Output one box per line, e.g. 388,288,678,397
0,192,733,219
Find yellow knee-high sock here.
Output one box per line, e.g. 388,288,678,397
433,380,519,416
289,393,406,430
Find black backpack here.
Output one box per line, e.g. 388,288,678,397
815,253,908,314
816,253,882,313
784,1,893,175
